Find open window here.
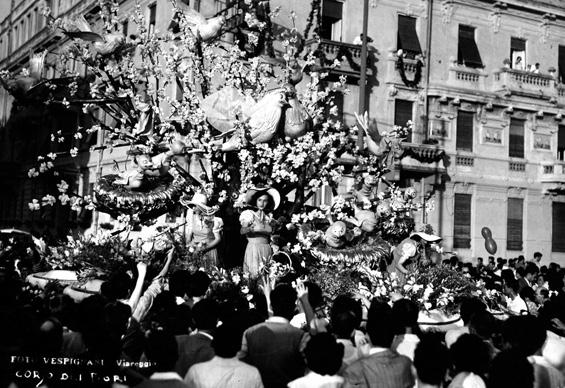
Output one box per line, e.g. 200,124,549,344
558,125,565,161
510,37,526,70
321,0,343,42
458,25,483,68
397,15,421,58
394,99,413,142
148,3,157,35
559,45,565,83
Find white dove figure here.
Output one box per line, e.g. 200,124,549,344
214,89,289,151
65,15,125,55
282,84,312,139
183,8,226,42
1,51,46,98
355,112,404,166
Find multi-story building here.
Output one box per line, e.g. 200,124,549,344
1,0,564,264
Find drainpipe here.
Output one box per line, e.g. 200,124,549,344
356,0,369,150
423,0,433,138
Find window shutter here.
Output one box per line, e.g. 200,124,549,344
458,25,483,68
511,37,526,52
559,46,565,83
454,194,472,248
507,198,523,251
558,125,565,160
509,119,525,158
323,0,343,19
394,99,413,142
397,15,422,55
456,111,474,151
553,202,565,252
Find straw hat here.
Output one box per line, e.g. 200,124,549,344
180,192,217,216
245,186,281,210
410,232,442,243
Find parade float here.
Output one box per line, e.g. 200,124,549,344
2,0,503,322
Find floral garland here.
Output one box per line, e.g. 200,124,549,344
302,0,322,43
396,55,423,88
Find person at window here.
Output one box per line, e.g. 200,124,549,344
514,56,524,70
240,187,281,277
352,33,373,46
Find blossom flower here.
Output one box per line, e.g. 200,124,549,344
28,199,40,211
41,195,56,206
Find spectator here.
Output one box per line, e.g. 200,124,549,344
449,334,489,388
136,329,188,388
288,333,345,388
488,350,534,388
519,287,539,316
187,271,211,308
342,300,414,388
391,298,421,360
445,297,486,348
533,252,543,265
469,310,499,361
175,299,218,377
240,283,307,388
414,335,450,388
519,263,539,292
330,296,364,372
184,323,263,388
170,270,191,306
504,278,528,315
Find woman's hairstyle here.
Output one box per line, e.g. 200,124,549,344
249,191,274,211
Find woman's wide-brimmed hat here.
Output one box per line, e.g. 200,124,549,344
180,192,217,216
245,186,281,210
410,232,442,243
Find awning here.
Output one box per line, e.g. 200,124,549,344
398,15,422,54
458,26,483,68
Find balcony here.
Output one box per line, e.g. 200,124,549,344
492,68,556,100
557,84,565,105
386,52,423,87
397,142,447,176
448,65,487,90
305,39,375,80
540,161,565,194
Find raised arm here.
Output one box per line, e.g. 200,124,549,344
126,261,147,311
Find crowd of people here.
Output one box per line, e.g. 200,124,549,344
2,248,565,388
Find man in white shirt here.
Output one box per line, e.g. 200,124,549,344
185,323,263,388
504,278,528,315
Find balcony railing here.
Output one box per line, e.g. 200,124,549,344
305,39,374,79
492,68,556,99
456,155,474,167
540,161,565,193
448,65,486,90
509,161,526,172
397,142,447,176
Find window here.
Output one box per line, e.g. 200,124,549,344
13,26,18,51
394,99,413,142
557,46,565,83
453,193,472,249
321,0,342,41
509,118,525,158
122,20,128,36
457,25,482,68
511,37,526,70
558,125,565,161
148,3,157,34
27,14,32,39
456,110,474,152
397,15,421,58
507,198,523,251
553,202,565,252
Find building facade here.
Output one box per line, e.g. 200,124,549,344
0,0,564,264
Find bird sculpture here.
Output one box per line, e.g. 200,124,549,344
183,8,226,42
64,15,125,55
355,111,404,166
282,84,312,140
213,89,288,151
0,50,47,99
287,59,304,86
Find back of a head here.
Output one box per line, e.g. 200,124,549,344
108,271,132,300
469,310,496,340
304,333,344,376
38,317,63,355
212,322,243,358
192,299,219,331
451,334,490,376
104,301,132,338
331,310,357,339
169,270,190,298
331,295,362,329
392,298,419,334
414,335,449,386
501,269,515,283
525,262,539,277
488,350,534,388
188,270,211,298
270,283,297,319
460,297,487,325
505,278,519,294
367,300,394,348
145,329,179,372
502,315,546,356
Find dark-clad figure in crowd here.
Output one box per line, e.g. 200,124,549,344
488,350,534,388
175,299,218,377
136,329,189,388
342,300,414,388
414,335,450,388
239,283,308,388
184,322,263,388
